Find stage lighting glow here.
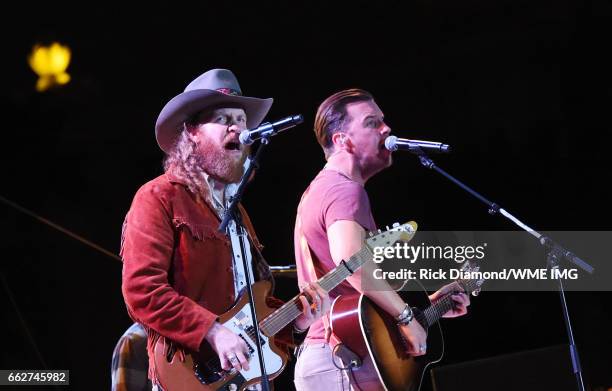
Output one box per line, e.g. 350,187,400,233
28,42,72,92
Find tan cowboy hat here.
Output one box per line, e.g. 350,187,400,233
155,69,273,153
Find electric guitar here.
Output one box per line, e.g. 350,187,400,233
153,222,418,391
329,261,484,391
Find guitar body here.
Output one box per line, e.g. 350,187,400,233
330,280,444,391
153,280,289,391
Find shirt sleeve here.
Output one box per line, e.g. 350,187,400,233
322,181,374,231
121,183,217,352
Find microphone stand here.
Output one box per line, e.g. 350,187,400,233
409,148,593,391
219,138,271,391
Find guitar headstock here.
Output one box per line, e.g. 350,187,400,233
366,221,418,248
456,261,485,296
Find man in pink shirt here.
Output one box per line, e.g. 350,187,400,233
293,89,471,390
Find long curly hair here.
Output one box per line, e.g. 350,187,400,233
163,125,209,198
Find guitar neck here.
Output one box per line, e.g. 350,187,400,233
419,273,481,328
419,291,459,329
259,246,372,336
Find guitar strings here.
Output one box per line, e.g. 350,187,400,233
261,248,370,335
262,268,348,334
423,279,478,327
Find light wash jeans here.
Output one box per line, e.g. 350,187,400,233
294,343,353,391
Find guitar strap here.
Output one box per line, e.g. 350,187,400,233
227,204,272,297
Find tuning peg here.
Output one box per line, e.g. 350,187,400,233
385,225,390,231
392,222,400,228
377,229,382,234
368,231,374,237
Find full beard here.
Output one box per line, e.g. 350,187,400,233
195,138,248,184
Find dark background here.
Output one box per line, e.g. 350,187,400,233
1,1,611,390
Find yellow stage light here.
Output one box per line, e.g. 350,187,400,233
28,42,71,92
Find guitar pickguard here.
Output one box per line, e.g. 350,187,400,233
193,303,284,389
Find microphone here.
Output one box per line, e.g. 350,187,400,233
239,114,304,145
384,136,451,153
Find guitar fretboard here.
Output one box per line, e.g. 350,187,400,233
420,279,478,328
259,246,372,336
421,295,455,328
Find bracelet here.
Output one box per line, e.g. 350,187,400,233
396,303,414,325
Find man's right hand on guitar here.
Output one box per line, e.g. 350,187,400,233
205,322,251,372
399,320,428,356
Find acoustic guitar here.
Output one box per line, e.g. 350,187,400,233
329,262,484,391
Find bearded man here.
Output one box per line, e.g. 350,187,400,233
120,69,328,390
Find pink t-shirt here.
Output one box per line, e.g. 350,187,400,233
294,169,376,343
